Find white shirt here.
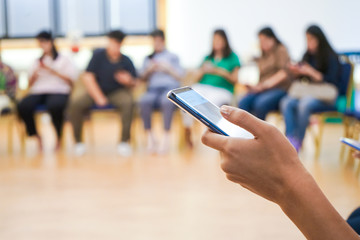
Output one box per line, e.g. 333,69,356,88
29,54,78,94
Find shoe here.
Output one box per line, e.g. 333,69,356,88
146,132,157,154
117,142,132,157
74,143,86,156
287,136,301,153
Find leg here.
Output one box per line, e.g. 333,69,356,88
280,96,299,138
139,91,157,130
159,91,177,131
17,94,44,137
296,97,330,143
108,89,134,143
238,93,257,114
347,207,360,235
67,93,94,143
45,94,69,140
253,89,287,120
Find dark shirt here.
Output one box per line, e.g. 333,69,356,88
303,54,340,90
86,48,137,95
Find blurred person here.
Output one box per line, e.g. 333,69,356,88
17,31,78,151
139,29,184,154
201,105,358,239
238,27,290,120
67,30,136,156
0,59,17,115
184,29,241,148
347,151,360,234
280,25,341,152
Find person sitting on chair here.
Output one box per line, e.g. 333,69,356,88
68,30,137,157
139,29,184,154
17,31,78,151
0,59,17,115
183,29,241,148
238,27,290,120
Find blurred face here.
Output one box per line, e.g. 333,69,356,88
306,33,319,53
37,39,53,54
259,34,276,53
212,33,226,53
153,36,165,52
107,38,122,57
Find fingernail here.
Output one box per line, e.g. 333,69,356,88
220,105,231,117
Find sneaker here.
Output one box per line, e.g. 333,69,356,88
146,132,157,154
117,142,132,157
287,136,301,153
158,133,170,155
74,143,86,156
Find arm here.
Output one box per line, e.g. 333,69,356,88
201,106,358,240
82,72,108,106
42,65,73,87
252,69,288,92
211,67,239,84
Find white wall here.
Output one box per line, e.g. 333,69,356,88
166,0,360,68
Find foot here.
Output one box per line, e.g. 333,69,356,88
54,139,61,152
74,143,86,156
185,128,193,149
117,142,132,157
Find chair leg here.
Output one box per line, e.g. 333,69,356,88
313,115,324,160
340,117,351,162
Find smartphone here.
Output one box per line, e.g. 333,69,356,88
340,138,360,151
167,86,254,139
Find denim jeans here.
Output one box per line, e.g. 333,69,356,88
238,88,287,120
280,96,335,143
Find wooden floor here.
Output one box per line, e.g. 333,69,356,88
0,114,360,240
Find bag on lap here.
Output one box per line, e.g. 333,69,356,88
288,79,338,103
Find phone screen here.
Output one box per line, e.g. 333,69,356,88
173,88,253,139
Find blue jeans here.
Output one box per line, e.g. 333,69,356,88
280,96,335,143
347,207,360,235
238,88,287,120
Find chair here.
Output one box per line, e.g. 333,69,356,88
309,56,354,160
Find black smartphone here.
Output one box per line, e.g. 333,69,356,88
167,86,253,139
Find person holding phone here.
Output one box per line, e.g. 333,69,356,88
139,29,184,154
183,29,241,148
201,105,358,239
238,27,290,120
17,31,78,151
67,30,136,156
280,25,341,152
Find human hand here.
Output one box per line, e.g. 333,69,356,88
353,151,360,159
115,70,135,88
246,84,265,93
201,62,216,74
201,105,308,204
94,95,108,107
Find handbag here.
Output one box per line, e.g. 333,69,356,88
288,79,338,103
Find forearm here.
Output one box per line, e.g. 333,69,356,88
261,70,288,89
51,69,73,87
214,68,238,84
280,170,358,240
28,74,37,87
82,73,105,101
307,68,323,82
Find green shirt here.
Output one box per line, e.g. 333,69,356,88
199,51,241,93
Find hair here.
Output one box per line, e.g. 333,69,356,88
148,29,165,59
107,30,126,43
258,26,282,44
209,29,232,58
302,25,338,72
36,30,58,60
150,29,165,40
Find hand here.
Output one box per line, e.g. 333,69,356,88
353,151,360,159
201,62,216,74
94,95,108,107
115,71,135,88
201,105,307,204
246,84,265,93
155,61,173,73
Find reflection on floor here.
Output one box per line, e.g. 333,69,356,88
0,114,359,240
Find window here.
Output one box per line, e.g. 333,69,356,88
57,0,105,36
1,0,157,38
108,0,156,34
6,0,52,38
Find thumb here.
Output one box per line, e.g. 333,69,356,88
220,105,265,137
